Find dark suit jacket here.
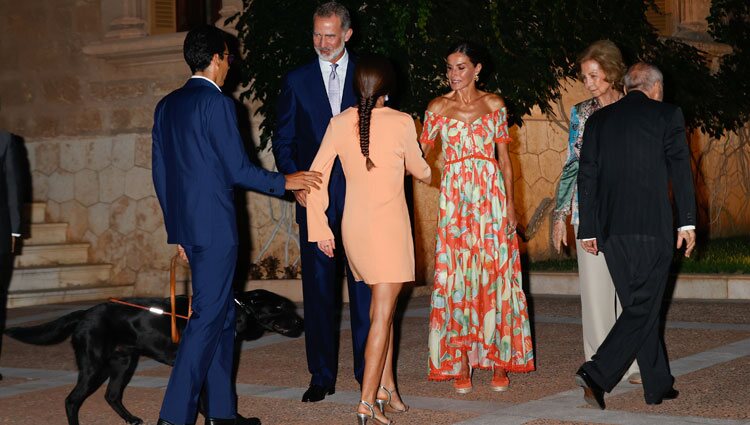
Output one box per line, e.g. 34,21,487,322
577,90,696,245
152,78,286,247
272,55,356,223
0,131,22,254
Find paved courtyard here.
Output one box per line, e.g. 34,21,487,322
1,293,748,424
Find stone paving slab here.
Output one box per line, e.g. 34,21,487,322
607,355,750,420
1,296,749,424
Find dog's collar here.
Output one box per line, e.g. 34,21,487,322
234,298,285,333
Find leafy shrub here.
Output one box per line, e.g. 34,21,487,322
233,0,750,150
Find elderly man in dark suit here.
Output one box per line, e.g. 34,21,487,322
574,62,696,409
272,1,371,403
0,130,22,382
152,25,321,425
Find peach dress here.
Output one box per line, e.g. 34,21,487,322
307,107,431,285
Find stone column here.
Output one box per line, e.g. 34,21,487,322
672,0,732,72
106,0,148,39
216,0,244,36
675,0,712,41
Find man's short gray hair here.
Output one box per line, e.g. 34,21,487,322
314,1,351,30
624,62,663,92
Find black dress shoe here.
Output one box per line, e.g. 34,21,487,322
301,384,335,402
205,419,233,425
157,419,177,425
234,413,261,425
646,387,679,405
205,416,260,425
575,367,606,410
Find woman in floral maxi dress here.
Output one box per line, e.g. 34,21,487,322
420,42,534,394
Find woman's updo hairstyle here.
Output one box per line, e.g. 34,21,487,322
446,41,489,83
577,40,626,92
353,55,396,171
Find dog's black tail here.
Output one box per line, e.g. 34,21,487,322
4,310,87,345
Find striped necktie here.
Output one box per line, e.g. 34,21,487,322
328,63,340,116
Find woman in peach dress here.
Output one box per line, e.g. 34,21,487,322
421,42,535,394
307,56,431,425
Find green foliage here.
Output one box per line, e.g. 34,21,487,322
528,237,750,274
234,0,750,149
708,0,750,133
283,264,300,279
248,262,264,280
675,236,750,274
258,256,281,279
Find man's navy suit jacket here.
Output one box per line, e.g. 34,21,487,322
152,77,286,247
272,56,356,223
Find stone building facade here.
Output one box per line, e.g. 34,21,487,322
0,0,746,300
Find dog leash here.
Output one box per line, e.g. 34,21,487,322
107,298,190,321
109,254,192,344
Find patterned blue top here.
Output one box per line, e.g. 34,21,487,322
552,97,601,226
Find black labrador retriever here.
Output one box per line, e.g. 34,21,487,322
5,289,303,425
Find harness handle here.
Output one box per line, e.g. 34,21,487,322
169,253,192,343
170,254,180,343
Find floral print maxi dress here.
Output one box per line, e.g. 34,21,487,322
421,108,535,380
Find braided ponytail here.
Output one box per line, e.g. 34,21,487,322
352,55,396,171
357,96,376,171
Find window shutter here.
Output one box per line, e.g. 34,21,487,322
646,0,673,36
151,0,176,35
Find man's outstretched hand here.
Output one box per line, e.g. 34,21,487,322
284,171,322,192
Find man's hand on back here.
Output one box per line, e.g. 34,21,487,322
284,171,322,193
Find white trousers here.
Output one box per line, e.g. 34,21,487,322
575,226,639,377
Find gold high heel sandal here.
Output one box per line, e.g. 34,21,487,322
375,386,410,414
356,400,393,425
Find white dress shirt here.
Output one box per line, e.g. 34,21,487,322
190,75,222,92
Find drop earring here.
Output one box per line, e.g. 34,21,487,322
474,74,479,82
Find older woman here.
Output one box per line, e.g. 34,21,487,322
421,41,535,394
551,39,639,383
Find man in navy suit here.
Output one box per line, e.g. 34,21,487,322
152,25,321,425
272,2,371,402
0,130,22,383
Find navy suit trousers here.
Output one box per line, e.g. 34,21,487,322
160,243,238,424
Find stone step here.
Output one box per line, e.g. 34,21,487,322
8,283,133,309
526,271,750,300
9,263,113,292
24,223,68,245
25,202,47,224
239,272,750,302
14,243,89,267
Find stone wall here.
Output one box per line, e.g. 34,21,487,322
0,0,189,295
